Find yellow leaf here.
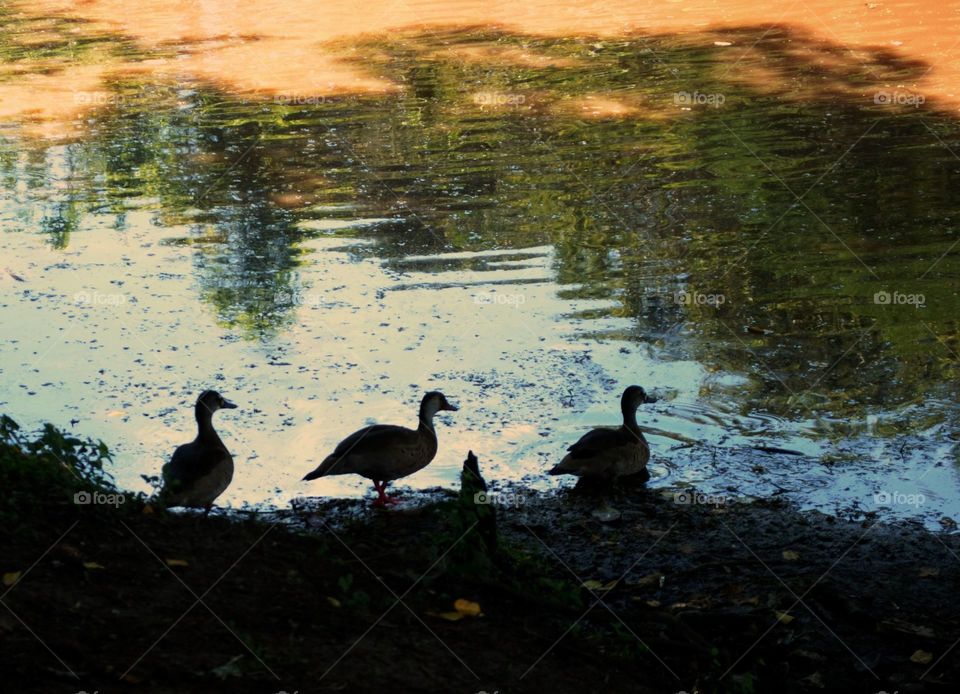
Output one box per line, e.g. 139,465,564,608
165,559,189,567
775,611,795,624
83,561,105,570
2,571,21,587
782,550,800,561
106,410,126,418
453,599,482,617
326,596,341,608
918,567,939,578
911,649,933,664
429,599,483,621
142,504,156,515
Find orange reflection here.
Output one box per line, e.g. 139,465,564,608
3,0,959,137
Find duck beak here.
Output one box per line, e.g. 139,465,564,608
442,401,459,412
644,393,657,404
221,399,238,410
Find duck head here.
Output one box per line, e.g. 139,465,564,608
622,385,656,411
195,389,238,419
420,391,459,421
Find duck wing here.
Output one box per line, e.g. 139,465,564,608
162,441,230,491
564,427,635,458
304,424,418,479
549,426,647,478
331,424,411,457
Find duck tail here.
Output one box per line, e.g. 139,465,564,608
548,455,574,475
302,454,341,481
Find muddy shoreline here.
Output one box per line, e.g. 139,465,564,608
4,467,960,693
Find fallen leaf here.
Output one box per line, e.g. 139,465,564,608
142,504,156,515
430,598,484,621
326,596,341,608
453,599,482,617
630,572,664,588
782,550,800,561
106,410,126,418
165,559,189,567
582,579,618,592
911,649,933,664
775,611,795,624
83,561,105,570
918,567,939,578
2,571,21,587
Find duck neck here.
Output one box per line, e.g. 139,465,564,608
622,403,640,436
418,405,438,438
195,405,223,447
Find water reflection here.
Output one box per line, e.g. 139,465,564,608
0,10,957,517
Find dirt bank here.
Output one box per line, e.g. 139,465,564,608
3,464,959,693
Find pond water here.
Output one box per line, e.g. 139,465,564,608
0,1,957,524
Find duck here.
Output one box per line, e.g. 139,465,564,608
160,390,238,513
549,385,656,483
302,391,458,506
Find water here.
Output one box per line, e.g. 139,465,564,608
0,1,957,524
